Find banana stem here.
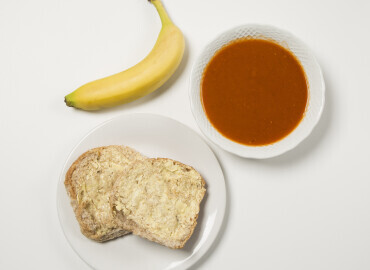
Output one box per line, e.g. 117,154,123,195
149,0,173,26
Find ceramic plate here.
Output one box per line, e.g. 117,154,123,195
190,24,325,159
57,113,226,270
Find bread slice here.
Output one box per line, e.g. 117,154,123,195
64,145,146,242
112,158,206,249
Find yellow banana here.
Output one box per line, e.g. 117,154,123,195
64,0,185,110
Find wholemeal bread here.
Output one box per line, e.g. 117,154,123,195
112,158,206,249
64,145,146,242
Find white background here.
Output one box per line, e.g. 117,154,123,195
1,0,369,269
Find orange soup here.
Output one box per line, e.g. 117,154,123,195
201,39,308,146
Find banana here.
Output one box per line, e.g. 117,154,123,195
64,0,185,110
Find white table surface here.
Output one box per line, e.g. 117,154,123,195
1,0,369,269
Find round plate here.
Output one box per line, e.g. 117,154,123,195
57,113,226,270
189,24,325,159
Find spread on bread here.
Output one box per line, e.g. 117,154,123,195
112,158,205,249
64,145,206,249
64,146,146,242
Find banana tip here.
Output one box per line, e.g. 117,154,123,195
64,96,74,107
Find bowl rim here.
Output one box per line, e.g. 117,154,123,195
189,23,325,159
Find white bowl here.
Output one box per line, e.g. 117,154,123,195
189,24,325,159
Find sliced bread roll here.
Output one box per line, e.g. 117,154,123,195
64,145,146,242
112,158,206,249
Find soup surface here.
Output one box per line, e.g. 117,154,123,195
201,39,308,146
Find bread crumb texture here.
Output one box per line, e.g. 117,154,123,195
113,158,206,248
65,146,145,241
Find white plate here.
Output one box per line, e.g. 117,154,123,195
189,24,325,159
57,113,226,270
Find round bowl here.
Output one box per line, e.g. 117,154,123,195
189,24,325,159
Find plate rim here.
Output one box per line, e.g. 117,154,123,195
56,112,227,270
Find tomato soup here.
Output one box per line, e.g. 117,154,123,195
201,39,308,146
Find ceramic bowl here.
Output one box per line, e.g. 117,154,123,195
189,24,325,159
